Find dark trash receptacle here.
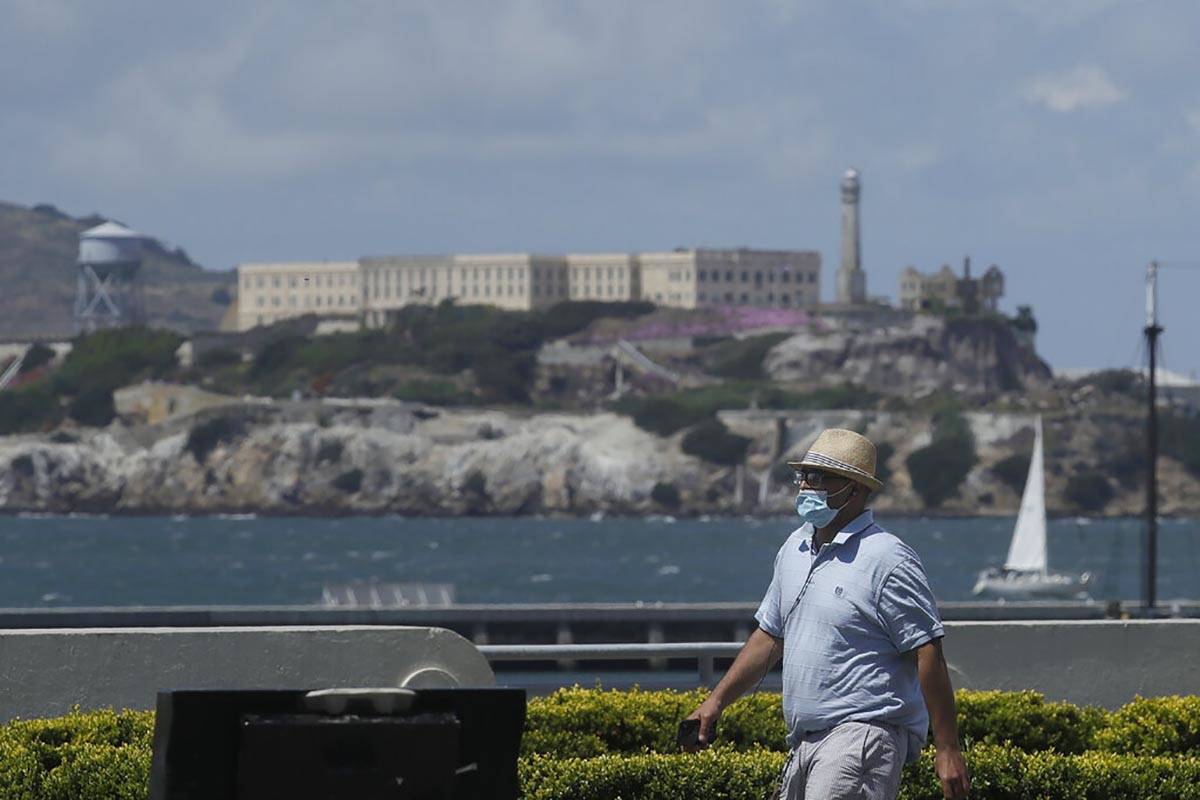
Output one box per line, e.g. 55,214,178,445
237,711,460,799
148,687,525,800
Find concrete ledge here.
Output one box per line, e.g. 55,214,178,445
943,620,1200,708
0,625,494,722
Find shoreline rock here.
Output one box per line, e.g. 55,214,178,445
0,401,1193,518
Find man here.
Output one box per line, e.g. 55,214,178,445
686,429,970,800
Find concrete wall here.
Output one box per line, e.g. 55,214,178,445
0,620,1195,722
0,625,493,723
943,620,1200,709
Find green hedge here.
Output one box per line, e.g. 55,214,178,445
0,709,153,800
954,690,1107,754
522,688,786,758
520,749,784,800
1094,696,1200,756
523,687,1200,759
520,746,1200,800
7,692,1200,799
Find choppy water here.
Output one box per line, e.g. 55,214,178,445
0,514,1196,607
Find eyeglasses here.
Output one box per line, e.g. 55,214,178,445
792,469,835,488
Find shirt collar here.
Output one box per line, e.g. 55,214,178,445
800,509,875,550
831,509,875,544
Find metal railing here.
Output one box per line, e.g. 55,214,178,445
479,642,743,686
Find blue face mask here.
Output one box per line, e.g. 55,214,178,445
795,484,852,528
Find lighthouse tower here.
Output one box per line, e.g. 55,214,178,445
836,168,866,305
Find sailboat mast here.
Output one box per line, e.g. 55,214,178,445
1144,261,1162,613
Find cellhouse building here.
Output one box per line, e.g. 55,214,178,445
235,248,822,332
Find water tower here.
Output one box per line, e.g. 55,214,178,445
74,221,146,333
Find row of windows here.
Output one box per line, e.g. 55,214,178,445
573,267,630,280
245,274,355,290
697,291,804,305
256,294,358,309
571,284,627,298
697,270,816,284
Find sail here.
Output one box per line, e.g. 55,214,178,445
1005,416,1047,572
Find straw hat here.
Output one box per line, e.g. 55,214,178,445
787,428,883,492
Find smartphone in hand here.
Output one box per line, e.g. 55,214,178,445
677,718,705,750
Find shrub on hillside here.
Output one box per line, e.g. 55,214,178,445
473,350,535,404
682,419,752,466
991,452,1030,495
0,384,61,434
650,482,681,509
196,347,241,368
1064,471,1114,512
54,327,183,394
701,333,790,380
392,380,476,406
1160,412,1200,477
20,343,55,375
185,415,246,463
538,301,655,340
1076,368,1142,396
906,408,977,507
333,468,363,494
873,441,895,488
67,387,116,428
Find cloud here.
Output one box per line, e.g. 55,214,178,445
1187,110,1200,134
7,0,79,36
1024,65,1126,112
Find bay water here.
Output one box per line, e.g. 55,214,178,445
1,514,1197,607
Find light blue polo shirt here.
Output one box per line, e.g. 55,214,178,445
754,509,943,761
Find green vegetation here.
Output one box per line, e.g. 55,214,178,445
1010,304,1038,333
991,452,1030,495
614,383,875,437
0,328,185,433
184,415,245,463
905,406,977,507
20,343,56,375
1076,368,1142,396
239,300,654,404
650,482,680,509
8,691,1200,799
1064,471,1115,512
873,441,895,488
333,468,363,494
54,328,183,396
1160,411,1200,478
0,384,60,434
699,333,790,380
0,707,152,799
67,387,116,428
681,419,751,466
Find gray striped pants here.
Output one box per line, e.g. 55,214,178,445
774,721,908,800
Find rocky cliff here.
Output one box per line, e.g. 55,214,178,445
765,314,1051,397
0,398,1192,518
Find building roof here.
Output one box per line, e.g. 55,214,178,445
80,221,143,239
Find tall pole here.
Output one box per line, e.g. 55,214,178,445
1143,261,1162,613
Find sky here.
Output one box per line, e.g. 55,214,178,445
2,0,1199,375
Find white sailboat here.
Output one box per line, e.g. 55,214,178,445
973,416,1092,600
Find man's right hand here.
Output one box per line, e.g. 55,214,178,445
683,695,723,751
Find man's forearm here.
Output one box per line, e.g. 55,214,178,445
916,639,960,749
709,627,782,708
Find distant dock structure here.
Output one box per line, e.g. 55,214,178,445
74,221,146,333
